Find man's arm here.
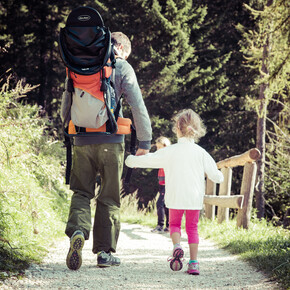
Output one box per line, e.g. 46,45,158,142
119,60,152,150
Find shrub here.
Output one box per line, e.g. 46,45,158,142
0,78,71,275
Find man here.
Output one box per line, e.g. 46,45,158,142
65,32,152,270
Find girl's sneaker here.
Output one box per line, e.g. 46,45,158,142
168,246,184,271
187,261,200,275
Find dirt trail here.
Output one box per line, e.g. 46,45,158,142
1,223,279,289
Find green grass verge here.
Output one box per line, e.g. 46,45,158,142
120,193,157,227
198,218,289,288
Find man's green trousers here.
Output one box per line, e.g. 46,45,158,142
65,143,124,253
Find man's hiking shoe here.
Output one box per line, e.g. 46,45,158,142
168,246,184,271
151,225,163,233
187,262,200,275
97,251,121,267
163,227,169,233
66,230,85,270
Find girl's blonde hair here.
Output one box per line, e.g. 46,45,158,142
155,136,171,147
173,109,206,142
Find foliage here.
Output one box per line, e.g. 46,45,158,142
96,0,256,201
0,77,70,275
0,0,84,116
0,0,287,220
199,217,290,288
264,120,290,222
97,0,233,124
120,192,157,226
121,197,289,288
238,0,290,220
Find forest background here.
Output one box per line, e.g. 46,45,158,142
0,0,289,224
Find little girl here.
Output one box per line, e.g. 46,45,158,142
125,109,224,275
151,136,171,233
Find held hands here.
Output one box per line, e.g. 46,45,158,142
125,148,149,168
135,148,149,156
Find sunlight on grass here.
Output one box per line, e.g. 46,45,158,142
0,81,71,275
120,194,290,288
120,192,157,228
198,217,290,288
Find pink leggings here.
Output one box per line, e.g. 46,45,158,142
169,209,200,244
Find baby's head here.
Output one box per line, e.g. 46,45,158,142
173,109,206,142
155,136,171,150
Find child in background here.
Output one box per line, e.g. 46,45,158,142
125,109,224,275
151,136,171,233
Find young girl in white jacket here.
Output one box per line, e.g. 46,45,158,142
125,109,224,275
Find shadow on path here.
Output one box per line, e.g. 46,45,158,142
1,223,279,289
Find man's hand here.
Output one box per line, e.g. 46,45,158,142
135,148,149,156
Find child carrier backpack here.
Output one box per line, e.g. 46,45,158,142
59,6,132,136
58,6,136,183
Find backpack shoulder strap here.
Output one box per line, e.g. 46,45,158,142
124,125,136,184
64,132,72,185
63,69,74,184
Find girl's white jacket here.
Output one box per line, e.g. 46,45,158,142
125,137,224,210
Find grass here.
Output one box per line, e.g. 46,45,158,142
0,80,71,280
120,192,157,227
198,218,290,288
121,193,290,289
0,79,288,288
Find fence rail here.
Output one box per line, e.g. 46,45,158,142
203,148,261,229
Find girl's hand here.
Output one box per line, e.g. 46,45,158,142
135,148,149,156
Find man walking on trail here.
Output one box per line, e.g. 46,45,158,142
65,32,152,270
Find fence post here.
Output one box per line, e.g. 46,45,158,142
217,167,232,223
237,162,257,229
205,179,216,220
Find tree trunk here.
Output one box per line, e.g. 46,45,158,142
38,1,48,108
255,97,266,219
255,0,273,219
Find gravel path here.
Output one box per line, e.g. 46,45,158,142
1,223,279,289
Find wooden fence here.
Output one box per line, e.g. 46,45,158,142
203,148,261,229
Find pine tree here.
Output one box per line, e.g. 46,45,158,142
0,0,87,115
96,0,232,133
239,0,290,219
95,0,245,200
